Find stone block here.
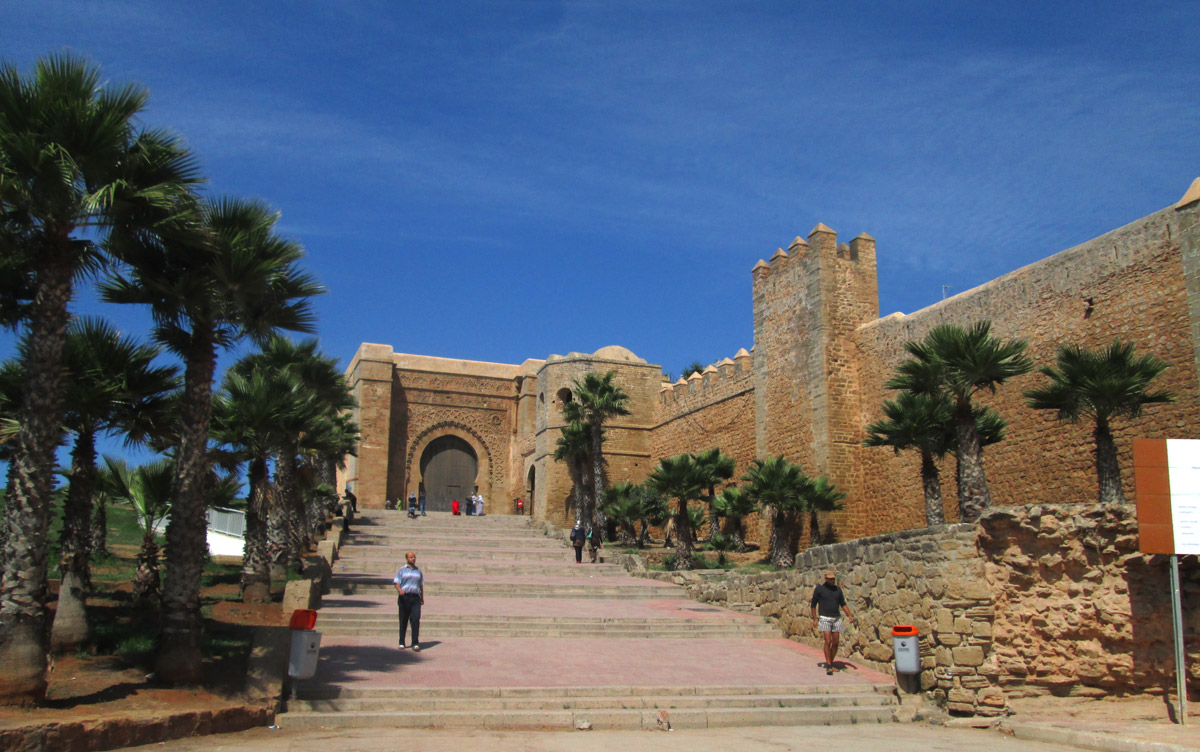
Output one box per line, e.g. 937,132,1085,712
934,608,954,634
302,554,332,596
243,626,290,702
316,539,337,563
976,687,1007,707
282,578,319,615
951,645,985,667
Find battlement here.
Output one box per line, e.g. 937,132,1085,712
658,347,753,406
751,224,877,281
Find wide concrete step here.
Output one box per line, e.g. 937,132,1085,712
290,691,889,713
318,614,754,626
331,561,622,576
352,518,535,530
345,536,566,549
335,546,571,561
329,580,683,599
295,683,895,700
318,624,779,638
278,685,896,729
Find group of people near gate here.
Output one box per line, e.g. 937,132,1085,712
450,493,484,516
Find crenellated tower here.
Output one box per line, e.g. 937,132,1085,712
752,223,880,539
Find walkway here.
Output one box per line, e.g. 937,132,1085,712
278,511,895,730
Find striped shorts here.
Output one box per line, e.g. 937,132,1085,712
818,615,844,633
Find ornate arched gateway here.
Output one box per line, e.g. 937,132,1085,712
405,422,494,512
419,435,477,512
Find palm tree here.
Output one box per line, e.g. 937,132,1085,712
693,448,736,540
865,392,1010,526
228,336,356,561
804,475,846,546
51,319,177,651
890,322,1031,522
712,485,757,551
571,371,630,542
865,392,955,526
103,457,174,604
600,481,640,546
101,197,322,684
0,54,200,704
211,369,306,601
741,456,811,568
1025,340,1173,504
633,483,667,548
648,454,705,570
552,414,592,528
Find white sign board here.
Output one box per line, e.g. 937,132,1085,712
1166,439,1200,555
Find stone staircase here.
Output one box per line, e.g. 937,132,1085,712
277,511,898,730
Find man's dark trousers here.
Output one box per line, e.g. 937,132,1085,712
398,593,422,646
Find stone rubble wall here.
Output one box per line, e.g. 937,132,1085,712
637,503,1199,715
980,503,1200,699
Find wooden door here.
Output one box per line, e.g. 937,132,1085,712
419,435,478,512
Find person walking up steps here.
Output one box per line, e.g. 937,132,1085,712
810,569,854,675
570,523,584,563
394,551,425,651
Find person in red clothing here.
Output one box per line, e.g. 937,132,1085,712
451,499,460,515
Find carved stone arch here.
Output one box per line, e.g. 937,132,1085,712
405,421,494,500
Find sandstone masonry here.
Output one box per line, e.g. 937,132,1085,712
638,504,1199,714
343,180,1200,550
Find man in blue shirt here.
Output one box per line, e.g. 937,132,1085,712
394,551,425,651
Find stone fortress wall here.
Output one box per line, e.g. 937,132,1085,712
344,179,1200,546
852,205,1200,538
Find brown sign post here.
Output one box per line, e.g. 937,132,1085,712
1133,438,1195,724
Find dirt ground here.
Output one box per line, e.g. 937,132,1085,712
0,557,281,731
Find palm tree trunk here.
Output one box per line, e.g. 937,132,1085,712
770,510,799,568
920,450,945,526
809,509,822,547
267,501,290,583
955,404,991,523
278,456,306,575
708,486,719,540
569,463,583,527
155,332,216,686
133,530,161,604
241,459,271,603
0,255,73,706
721,515,746,551
51,427,98,653
90,500,109,560
672,500,694,570
589,424,604,548
1094,420,1126,504
637,514,651,548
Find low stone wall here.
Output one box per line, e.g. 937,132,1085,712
979,503,1200,699
635,503,1199,715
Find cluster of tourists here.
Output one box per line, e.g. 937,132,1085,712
450,493,484,516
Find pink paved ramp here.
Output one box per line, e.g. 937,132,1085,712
296,635,890,690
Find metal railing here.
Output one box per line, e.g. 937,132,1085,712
207,506,246,539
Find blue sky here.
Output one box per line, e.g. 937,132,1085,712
3,1,1199,383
